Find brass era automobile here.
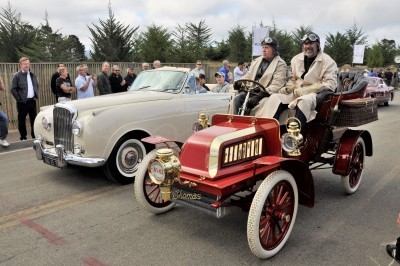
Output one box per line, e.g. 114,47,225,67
33,67,232,184
134,73,376,258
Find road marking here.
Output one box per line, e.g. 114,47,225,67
0,186,129,231
20,218,68,246
83,256,107,266
0,147,33,155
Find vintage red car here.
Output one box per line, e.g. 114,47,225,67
134,73,376,259
364,76,395,106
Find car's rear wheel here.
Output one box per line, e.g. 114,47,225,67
341,137,365,194
134,149,175,214
247,170,298,259
103,138,146,184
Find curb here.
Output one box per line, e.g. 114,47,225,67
0,140,34,153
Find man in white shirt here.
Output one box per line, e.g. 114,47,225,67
234,61,247,82
191,60,205,77
75,65,96,99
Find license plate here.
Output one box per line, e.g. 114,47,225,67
43,156,59,167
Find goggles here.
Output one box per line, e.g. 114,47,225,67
301,33,319,43
262,37,274,45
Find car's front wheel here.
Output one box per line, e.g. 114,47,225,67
247,170,298,259
103,138,146,184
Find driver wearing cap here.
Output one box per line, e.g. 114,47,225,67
261,32,338,126
232,36,287,115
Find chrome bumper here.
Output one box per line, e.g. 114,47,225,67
33,139,106,168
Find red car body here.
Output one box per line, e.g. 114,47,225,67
364,77,395,106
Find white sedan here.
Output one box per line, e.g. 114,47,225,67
33,67,233,184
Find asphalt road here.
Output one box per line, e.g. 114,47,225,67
0,95,399,265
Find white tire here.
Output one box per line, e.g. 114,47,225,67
247,170,298,259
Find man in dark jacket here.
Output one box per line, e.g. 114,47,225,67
97,62,112,95
109,64,126,93
10,57,39,140
123,64,137,90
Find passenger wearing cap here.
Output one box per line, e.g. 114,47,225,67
198,73,210,91
211,72,230,93
232,36,287,115
261,32,338,126
124,64,137,90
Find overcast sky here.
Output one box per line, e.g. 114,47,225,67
3,0,400,56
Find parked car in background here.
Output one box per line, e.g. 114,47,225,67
33,67,233,184
364,77,395,106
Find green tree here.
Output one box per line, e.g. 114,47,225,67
170,24,193,63
138,23,172,63
88,2,139,61
227,25,250,62
20,14,86,62
0,2,36,62
186,20,212,60
65,35,86,62
324,32,352,66
378,39,397,66
204,40,230,61
269,25,296,64
366,44,384,67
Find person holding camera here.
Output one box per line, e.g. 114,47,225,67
234,62,248,82
75,65,96,99
232,37,287,115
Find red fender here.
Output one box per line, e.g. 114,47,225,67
253,157,315,208
333,129,373,176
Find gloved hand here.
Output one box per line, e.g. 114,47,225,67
294,83,323,97
278,87,293,94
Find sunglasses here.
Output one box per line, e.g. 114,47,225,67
301,33,319,43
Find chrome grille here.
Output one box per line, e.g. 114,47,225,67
222,137,264,167
53,106,74,152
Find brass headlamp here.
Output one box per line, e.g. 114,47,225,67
192,109,209,132
281,117,303,156
148,148,181,201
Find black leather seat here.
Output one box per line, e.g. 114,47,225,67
315,73,368,112
335,72,368,94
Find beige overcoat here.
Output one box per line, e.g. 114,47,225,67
242,55,287,93
238,55,287,116
257,51,338,122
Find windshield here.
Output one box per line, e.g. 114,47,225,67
367,77,378,86
129,70,187,93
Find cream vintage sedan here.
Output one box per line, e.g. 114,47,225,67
33,67,232,184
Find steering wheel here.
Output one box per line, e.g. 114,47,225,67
235,79,266,92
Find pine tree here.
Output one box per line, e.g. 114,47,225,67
0,2,36,62
88,2,138,61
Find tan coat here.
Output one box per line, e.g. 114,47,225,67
258,51,338,122
241,55,287,93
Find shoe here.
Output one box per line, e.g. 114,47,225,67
386,244,400,262
20,137,27,141
0,139,10,147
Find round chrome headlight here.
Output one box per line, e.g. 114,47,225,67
281,133,298,152
149,160,165,184
72,120,83,136
42,116,51,131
